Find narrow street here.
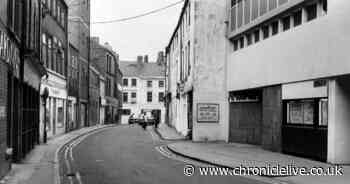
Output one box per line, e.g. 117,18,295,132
61,125,265,184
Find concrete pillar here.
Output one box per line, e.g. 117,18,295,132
328,78,350,164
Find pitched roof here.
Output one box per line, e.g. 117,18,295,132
119,61,165,78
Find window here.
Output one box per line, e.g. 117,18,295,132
260,0,268,16
159,80,164,88
244,0,250,25
122,109,131,115
306,4,317,21
159,92,164,102
246,33,252,46
282,16,291,31
286,100,314,125
131,79,137,87
233,40,239,51
123,78,128,86
271,21,279,35
279,0,288,6
254,30,260,43
269,0,277,11
147,80,152,88
285,98,328,127
131,92,137,98
293,10,302,27
239,37,244,49
252,0,259,20
237,0,243,28
123,93,128,103
231,5,237,31
262,26,269,39
147,92,152,102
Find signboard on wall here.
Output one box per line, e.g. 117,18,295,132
197,103,219,123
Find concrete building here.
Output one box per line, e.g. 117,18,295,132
165,0,228,140
67,0,91,128
166,0,350,164
90,37,123,124
226,0,350,164
40,0,69,138
120,55,166,125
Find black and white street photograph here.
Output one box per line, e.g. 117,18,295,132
0,0,349,183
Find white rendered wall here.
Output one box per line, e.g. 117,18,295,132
227,0,350,91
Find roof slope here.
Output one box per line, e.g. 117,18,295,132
120,61,165,78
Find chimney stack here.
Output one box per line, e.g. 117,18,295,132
144,55,149,63
156,51,164,65
137,55,143,64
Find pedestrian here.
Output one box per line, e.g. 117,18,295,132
141,112,147,130
154,111,160,129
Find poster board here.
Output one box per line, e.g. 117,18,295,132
197,103,219,123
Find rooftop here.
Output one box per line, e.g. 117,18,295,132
119,61,165,78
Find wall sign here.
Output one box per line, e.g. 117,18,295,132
197,103,219,123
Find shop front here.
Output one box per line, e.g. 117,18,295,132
40,74,67,139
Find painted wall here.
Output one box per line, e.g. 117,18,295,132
192,0,229,141
228,0,350,91
328,77,350,164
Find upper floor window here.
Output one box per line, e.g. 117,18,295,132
159,80,164,88
147,92,152,102
159,92,164,102
293,10,302,27
131,92,137,98
123,78,128,86
123,92,128,103
282,16,291,31
147,81,152,88
306,3,317,21
131,79,137,87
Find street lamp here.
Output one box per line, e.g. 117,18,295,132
41,87,49,143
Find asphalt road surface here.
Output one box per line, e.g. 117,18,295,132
68,125,266,184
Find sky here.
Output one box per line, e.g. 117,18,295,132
91,0,184,61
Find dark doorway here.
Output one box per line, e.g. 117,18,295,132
187,91,193,140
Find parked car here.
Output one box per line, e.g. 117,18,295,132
144,111,155,125
128,114,138,124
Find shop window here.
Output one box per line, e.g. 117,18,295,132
319,99,328,126
293,10,302,27
271,21,279,35
286,100,314,125
286,98,328,126
282,16,291,31
306,4,317,21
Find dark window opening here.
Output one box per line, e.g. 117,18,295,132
239,37,244,48
306,4,317,21
147,92,152,102
271,21,279,35
131,79,137,87
233,40,239,51
254,30,260,43
262,26,269,39
282,16,291,31
293,10,302,27
246,33,252,46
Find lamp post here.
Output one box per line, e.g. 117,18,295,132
41,87,49,143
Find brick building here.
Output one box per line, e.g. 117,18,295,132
0,0,47,177
40,0,69,139
67,0,91,128
90,37,123,124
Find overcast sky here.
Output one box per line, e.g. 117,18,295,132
91,0,183,61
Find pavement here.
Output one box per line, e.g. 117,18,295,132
155,123,186,141
167,142,350,184
1,124,116,184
